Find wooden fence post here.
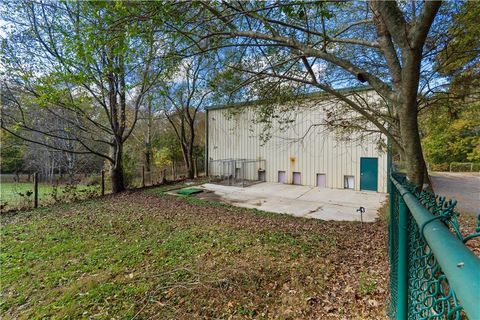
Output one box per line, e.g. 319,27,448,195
33,172,38,208
101,170,105,196
172,161,176,181
142,166,145,188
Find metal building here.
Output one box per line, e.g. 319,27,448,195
205,89,388,193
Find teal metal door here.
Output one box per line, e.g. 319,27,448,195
360,157,378,191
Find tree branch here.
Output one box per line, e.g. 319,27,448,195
409,1,442,49
372,0,410,49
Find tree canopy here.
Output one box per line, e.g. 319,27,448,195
1,1,175,191
155,0,467,184
1,0,478,190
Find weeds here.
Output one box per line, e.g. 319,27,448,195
16,190,33,209
357,271,378,296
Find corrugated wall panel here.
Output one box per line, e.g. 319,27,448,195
208,94,388,193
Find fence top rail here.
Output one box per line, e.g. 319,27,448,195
238,159,266,164
390,174,480,319
209,158,265,163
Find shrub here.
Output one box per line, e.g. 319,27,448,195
16,190,33,209
429,163,449,172
449,162,480,172
82,175,101,186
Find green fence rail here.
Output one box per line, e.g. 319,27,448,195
389,173,480,319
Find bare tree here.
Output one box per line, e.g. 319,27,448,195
160,56,213,179
130,95,164,173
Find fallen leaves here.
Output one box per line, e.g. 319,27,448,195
1,188,390,319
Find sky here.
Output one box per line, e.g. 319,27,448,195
0,18,10,38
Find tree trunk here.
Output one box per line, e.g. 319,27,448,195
110,165,124,193
181,145,195,179
186,159,195,179
187,147,195,179
145,148,151,173
145,98,153,173
396,47,430,188
110,142,125,193
398,107,426,187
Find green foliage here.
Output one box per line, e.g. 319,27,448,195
1,1,180,192
428,2,480,168
437,2,480,77
153,147,173,167
0,130,24,173
152,128,184,164
424,1,479,171
121,147,138,188
422,102,480,167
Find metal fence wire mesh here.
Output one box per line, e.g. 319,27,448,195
406,214,462,319
208,159,266,187
389,173,480,319
388,186,399,317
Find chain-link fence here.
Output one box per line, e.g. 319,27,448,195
388,182,400,318
389,173,480,319
208,158,266,187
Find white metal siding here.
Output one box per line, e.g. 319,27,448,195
208,95,388,193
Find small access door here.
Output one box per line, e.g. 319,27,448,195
316,174,326,188
292,172,302,185
360,157,378,191
278,171,286,183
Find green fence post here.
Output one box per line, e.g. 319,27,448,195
387,137,392,193
388,177,394,261
397,196,408,319
388,177,395,317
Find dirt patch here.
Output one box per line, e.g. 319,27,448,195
193,189,225,202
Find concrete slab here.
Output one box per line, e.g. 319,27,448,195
197,182,387,222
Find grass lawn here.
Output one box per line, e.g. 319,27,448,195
0,186,389,319
0,183,99,208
